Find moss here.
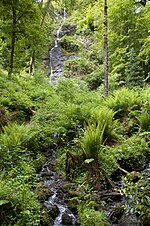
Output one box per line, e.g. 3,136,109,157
141,213,150,226
78,204,110,226
40,206,53,226
126,171,141,182
34,182,51,202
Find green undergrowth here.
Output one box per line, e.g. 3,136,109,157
0,68,150,225
78,202,109,226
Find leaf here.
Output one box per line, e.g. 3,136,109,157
0,200,9,206
84,158,94,164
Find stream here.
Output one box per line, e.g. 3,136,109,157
40,145,149,226
40,147,76,226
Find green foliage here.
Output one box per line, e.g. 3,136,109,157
105,88,142,119
78,203,109,226
125,48,145,87
82,122,104,159
61,35,82,52
0,78,33,122
139,112,150,131
81,106,118,160
83,69,103,90
115,136,149,171
0,121,46,172
0,170,40,226
109,0,150,84
91,106,118,142
138,86,150,131
121,171,150,219
100,146,118,176
0,0,53,73
64,57,95,77
56,77,88,102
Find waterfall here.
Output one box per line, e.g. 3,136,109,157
49,8,66,84
63,8,66,21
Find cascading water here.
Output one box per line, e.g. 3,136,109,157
49,8,66,84
40,146,76,226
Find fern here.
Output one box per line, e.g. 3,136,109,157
82,122,105,159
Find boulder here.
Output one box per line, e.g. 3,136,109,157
62,212,74,225
118,213,140,226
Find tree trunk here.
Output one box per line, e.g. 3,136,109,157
8,5,16,76
40,0,51,26
29,51,35,75
104,0,108,97
29,0,52,74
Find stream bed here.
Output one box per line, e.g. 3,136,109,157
39,148,149,226
40,148,76,226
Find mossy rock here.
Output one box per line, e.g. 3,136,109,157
40,206,53,226
118,213,140,226
62,212,75,225
126,171,141,182
34,182,51,201
47,204,59,219
109,204,125,224
141,213,150,226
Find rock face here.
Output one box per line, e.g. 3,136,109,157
50,47,67,84
59,24,77,37
49,20,77,84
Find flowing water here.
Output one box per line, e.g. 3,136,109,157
49,8,66,84
40,146,149,226
40,148,76,226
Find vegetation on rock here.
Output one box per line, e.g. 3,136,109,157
0,0,150,225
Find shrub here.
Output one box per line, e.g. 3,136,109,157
105,88,142,119
78,203,109,226
138,112,150,131
64,57,95,77
121,170,150,220
83,70,103,90
115,136,149,171
81,122,104,160
0,122,43,171
0,170,40,226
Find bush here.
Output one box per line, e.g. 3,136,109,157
105,88,142,119
0,122,43,171
64,57,95,77
78,203,109,226
81,106,118,160
0,170,40,226
121,170,150,220
115,136,149,171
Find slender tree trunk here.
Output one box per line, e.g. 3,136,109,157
8,5,16,76
104,0,108,97
29,51,35,75
40,0,51,26
29,0,51,74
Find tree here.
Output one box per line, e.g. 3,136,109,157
104,0,108,97
29,0,53,74
0,0,43,75
108,0,150,86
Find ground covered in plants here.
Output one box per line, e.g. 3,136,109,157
0,68,149,226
